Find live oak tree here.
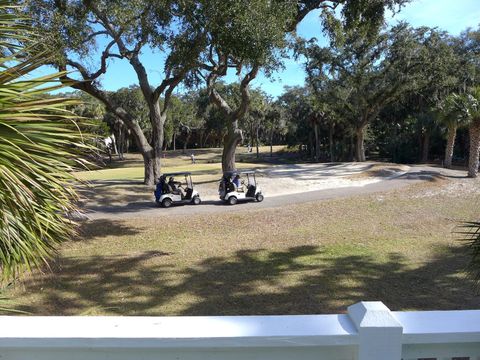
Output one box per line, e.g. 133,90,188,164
23,0,203,184
188,0,408,171
304,23,457,162
183,0,295,172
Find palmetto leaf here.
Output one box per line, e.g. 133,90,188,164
457,221,480,287
0,1,91,281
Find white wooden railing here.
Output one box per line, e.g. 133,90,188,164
0,302,479,360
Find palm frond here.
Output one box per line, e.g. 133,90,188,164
0,1,92,281
457,221,480,286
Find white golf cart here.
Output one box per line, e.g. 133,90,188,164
155,172,201,208
219,170,264,205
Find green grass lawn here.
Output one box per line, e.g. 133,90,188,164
7,177,480,315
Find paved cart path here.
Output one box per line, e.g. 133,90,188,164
80,165,467,220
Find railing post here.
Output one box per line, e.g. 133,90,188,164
348,301,403,360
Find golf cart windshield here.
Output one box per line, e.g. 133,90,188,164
222,171,257,186
163,172,194,189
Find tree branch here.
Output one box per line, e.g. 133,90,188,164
205,53,233,116
82,30,109,44
290,0,344,31
58,64,152,152
90,40,117,79
161,74,184,114
233,63,260,120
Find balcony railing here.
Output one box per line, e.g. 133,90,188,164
0,301,479,360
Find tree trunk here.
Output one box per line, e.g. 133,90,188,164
60,48,184,185
117,115,156,184
348,135,354,162
255,124,259,159
68,81,160,184
207,64,258,173
148,103,164,184
329,123,334,162
270,124,274,157
203,132,211,148
199,130,205,148
444,123,457,168
421,131,430,164
173,131,176,151
468,119,480,178
142,150,156,185
119,127,124,160
107,144,112,163
392,125,397,163
113,119,125,160
222,120,243,172
355,126,366,162
111,134,119,157
314,123,320,162
309,133,314,159
183,131,191,154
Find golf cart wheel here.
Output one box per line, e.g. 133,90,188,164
256,193,264,202
228,196,237,205
161,198,172,208
192,196,201,205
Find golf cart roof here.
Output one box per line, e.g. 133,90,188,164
163,172,192,176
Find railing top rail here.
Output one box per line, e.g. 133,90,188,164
394,310,480,344
1,304,479,352
0,314,358,348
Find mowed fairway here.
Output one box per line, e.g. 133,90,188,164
74,146,282,182
8,167,480,315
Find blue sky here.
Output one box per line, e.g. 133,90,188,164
46,0,480,97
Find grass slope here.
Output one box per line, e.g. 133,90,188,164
8,178,480,315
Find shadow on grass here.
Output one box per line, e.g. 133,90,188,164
85,202,157,215
16,244,479,315
76,219,142,241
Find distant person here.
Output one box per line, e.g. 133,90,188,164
190,153,196,164
247,144,252,153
